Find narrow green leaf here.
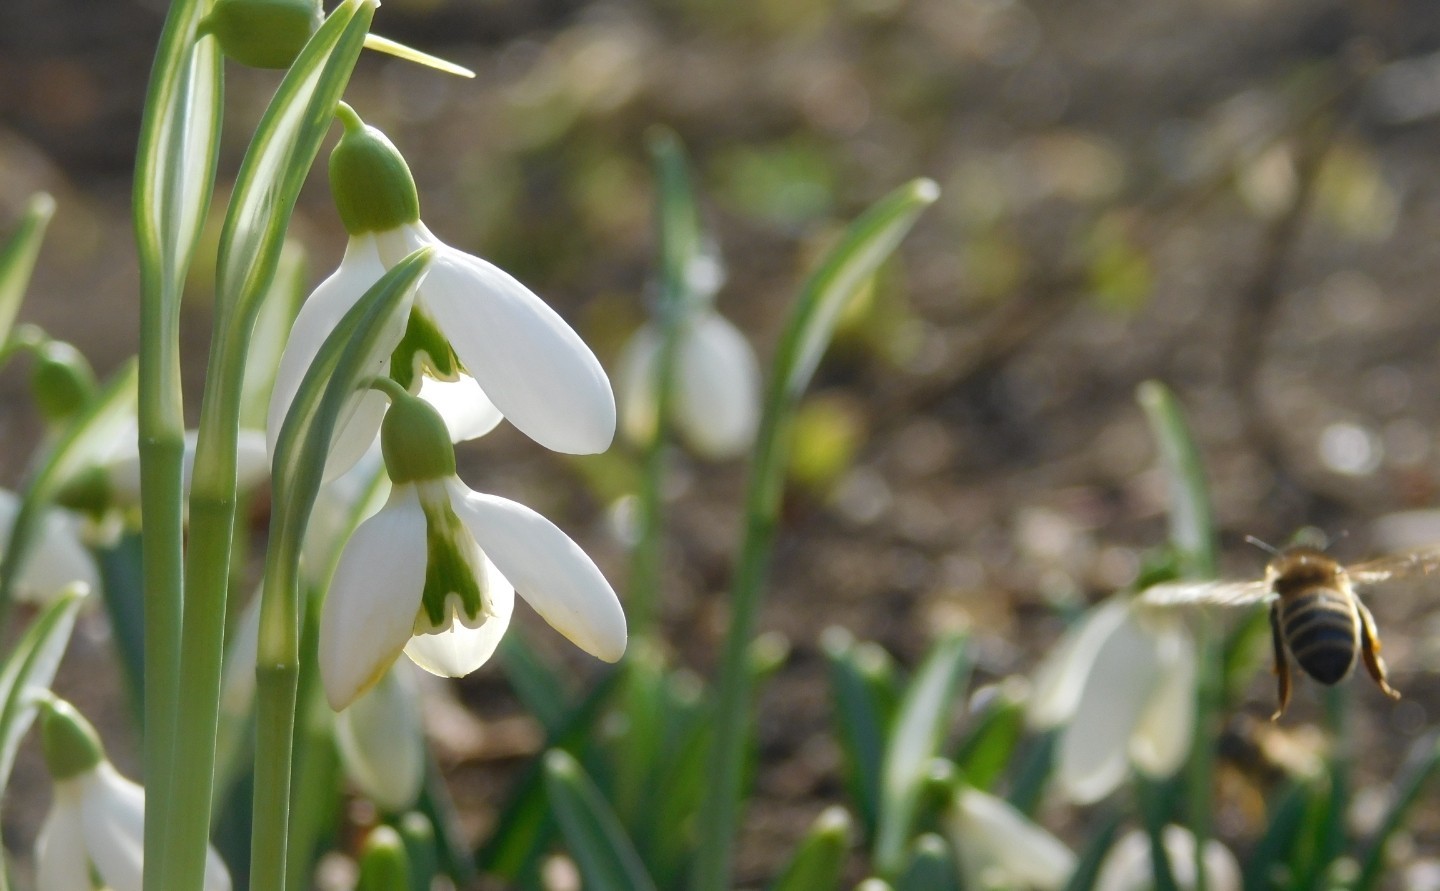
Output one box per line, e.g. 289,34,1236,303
1058,813,1121,891
692,179,937,891
1353,731,1440,891
415,750,479,888
1136,381,1216,579
874,634,970,877
893,834,959,891
1242,780,1312,891
951,684,1025,793
133,0,222,300
1006,730,1057,817
477,670,620,881
500,630,571,734
215,0,375,319
0,361,138,628
241,241,308,430
769,807,854,891
0,590,84,793
824,628,898,839
0,194,55,350
543,750,658,891
95,532,146,726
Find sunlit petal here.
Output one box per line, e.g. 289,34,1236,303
1028,597,1129,728
417,374,503,443
673,312,760,459
449,482,626,662
615,323,660,447
1056,602,1161,804
267,235,387,459
320,486,428,710
404,556,514,677
335,665,427,812
79,766,147,891
35,790,90,891
0,489,98,604
951,787,1075,891
418,239,615,454
1129,616,1197,779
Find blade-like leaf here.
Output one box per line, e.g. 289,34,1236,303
874,634,970,877
544,750,658,891
0,360,138,627
1353,732,1440,891
952,684,1025,792
0,193,55,351
1059,813,1121,891
823,628,899,839
893,834,959,891
214,0,375,321
0,589,84,793
769,807,853,891
1136,381,1216,579
500,629,571,734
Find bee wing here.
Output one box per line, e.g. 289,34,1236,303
1349,546,1440,586
1136,579,1273,609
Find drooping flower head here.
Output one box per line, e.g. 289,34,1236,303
318,387,626,710
268,103,614,478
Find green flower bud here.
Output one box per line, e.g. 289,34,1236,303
199,0,322,70
330,104,421,236
357,825,411,891
41,699,105,780
381,388,456,484
31,341,96,424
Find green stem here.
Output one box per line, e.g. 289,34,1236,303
1186,617,1219,891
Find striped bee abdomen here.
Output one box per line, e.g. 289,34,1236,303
1280,588,1359,684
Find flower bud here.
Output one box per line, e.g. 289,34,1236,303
381,388,456,484
31,341,96,424
356,825,410,891
40,700,104,781
330,105,421,236
199,0,321,69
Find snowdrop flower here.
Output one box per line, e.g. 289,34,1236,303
36,699,231,891
334,664,426,811
1028,596,1196,804
948,786,1076,890
318,386,626,710
1095,825,1240,891
0,489,98,604
616,308,760,460
268,103,613,479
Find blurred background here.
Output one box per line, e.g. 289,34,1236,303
6,0,1440,883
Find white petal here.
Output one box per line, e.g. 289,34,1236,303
615,323,661,447
419,240,616,454
319,486,429,710
36,789,90,891
322,388,391,483
108,429,271,507
1056,602,1162,804
673,312,760,460
449,482,626,662
0,489,98,604
234,429,271,493
418,374,503,443
79,765,147,891
334,665,427,812
1095,827,1240,891
267,235,406,481
950,787,1075,890
1129,616,1197,779
220,588,262,716
1028,597,1130,728
404,555,514,677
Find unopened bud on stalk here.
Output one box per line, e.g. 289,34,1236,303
31,341,96,424
199,0,321,69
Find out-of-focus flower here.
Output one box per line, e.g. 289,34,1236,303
36,700,231,891
948,786,1075,890
1028,596,1196,804
334,664,425,811
616,308,760,460
1095,825,1240,891
318,389,625,710
0,489,98,604
268,104,612,479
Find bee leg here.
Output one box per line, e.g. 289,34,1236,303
1269,602,1292,720
1357,600,1401,700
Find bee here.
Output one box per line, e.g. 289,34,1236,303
1138,542,1439,718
